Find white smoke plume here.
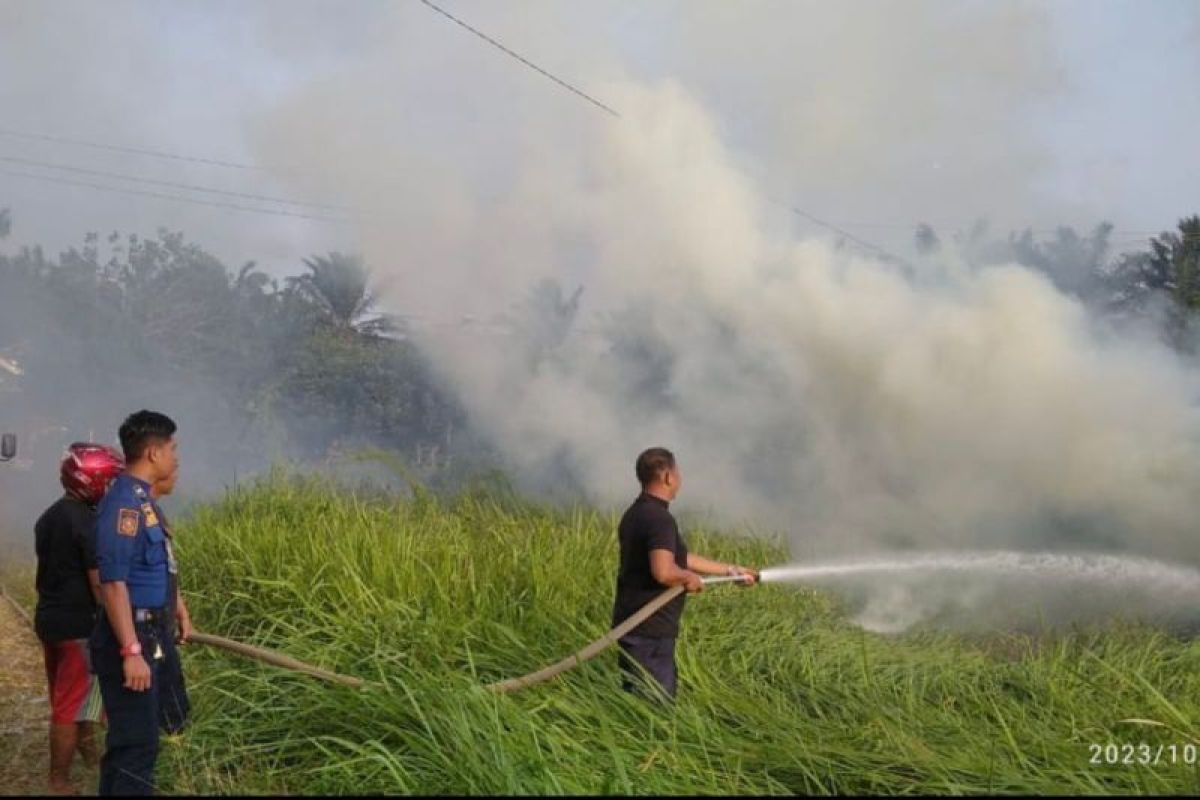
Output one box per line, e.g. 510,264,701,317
245,7,1200,634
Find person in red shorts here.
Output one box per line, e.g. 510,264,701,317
34,443,124,794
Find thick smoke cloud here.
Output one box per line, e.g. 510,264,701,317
442,91,1200,566
250,5,1200,575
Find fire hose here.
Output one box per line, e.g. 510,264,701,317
1,580,372,690
190,576,747,693
3,575,748,695
186,632,370,689
486,585,685,694
488,574,750,693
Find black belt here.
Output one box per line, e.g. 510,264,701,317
133,607,166,623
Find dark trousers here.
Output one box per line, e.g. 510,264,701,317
160,574,190,735
91,615,165,796
617,634,677,701
157,631,189,735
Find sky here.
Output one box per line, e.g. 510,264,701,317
0,0,1195,291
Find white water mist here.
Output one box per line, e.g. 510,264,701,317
760,551,1200,634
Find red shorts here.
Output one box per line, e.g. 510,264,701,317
41,639,104,725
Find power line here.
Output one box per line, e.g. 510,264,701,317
16,119,1175,243
0,154,354,213
0,167,351,223
417,3,1200,263
0,126,449,203
5,142,1190,250
416,0,621,119
417,0,917,266
1,22,1188,257
1111,233,1200,242
0,126,310,177
0,127,283,173
809,221,1164,235
770,199,908,262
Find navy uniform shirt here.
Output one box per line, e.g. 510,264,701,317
94,473,170,609
611,493,689,638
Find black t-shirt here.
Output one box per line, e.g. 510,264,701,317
611,493,689,639
34,495,99,642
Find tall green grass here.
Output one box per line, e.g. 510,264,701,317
162,476,1200,794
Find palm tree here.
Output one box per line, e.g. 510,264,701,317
1104,216,1200,351
287,252,392,336
1153,216,1200,311
234,261,273,297
1107,216,1200,310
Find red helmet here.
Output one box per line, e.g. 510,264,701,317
60,442,125,506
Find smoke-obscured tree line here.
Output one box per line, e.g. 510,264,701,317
1,206,1197,497
0,214,469,487
919,215,1200,351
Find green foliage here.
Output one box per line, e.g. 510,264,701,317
1165,217,1200,311
165,479,1200,795
288,251,394,336
277,328,419,450
1106,217,1200,349
1009,222,1114,301
923,216,1200,350
0,227,458,471
949,219,1115,302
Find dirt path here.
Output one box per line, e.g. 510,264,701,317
0,590,59,795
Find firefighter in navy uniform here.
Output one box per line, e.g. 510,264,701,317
150,468,191,735
90,410,180,796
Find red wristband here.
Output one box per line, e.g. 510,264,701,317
120,641,143,657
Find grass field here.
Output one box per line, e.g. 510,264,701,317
20,475,1200,794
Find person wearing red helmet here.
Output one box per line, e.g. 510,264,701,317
34,442,124,794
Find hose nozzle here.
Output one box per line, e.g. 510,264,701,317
702,573,753,586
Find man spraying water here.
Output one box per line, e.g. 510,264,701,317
611,447,759,701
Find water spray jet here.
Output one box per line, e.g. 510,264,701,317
491,549,1200,693
757,550,1200,590
758,550,1200,634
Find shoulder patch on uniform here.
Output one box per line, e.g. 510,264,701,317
117,508,140,537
